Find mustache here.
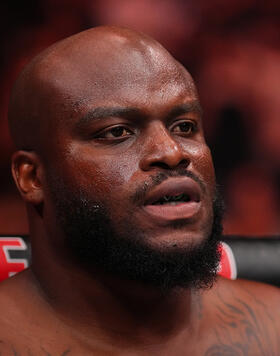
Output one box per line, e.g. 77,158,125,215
131,169,206,205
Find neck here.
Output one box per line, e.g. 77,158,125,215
31,252,201,351
28,217,202,351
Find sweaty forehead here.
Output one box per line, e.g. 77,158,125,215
9,27,197,151
35,28,195,105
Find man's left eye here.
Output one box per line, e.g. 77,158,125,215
172,121,196,134
99,126,133,139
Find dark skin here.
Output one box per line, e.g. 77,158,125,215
2,26,280,355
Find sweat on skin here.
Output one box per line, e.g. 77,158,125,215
2,26,280,355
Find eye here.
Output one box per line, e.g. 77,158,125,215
171,120,196,135
96,125,133,139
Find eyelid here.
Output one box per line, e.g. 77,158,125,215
170,119,198,132
93,124,134,139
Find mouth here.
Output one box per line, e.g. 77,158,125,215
150,193,193,205
143,178,202,222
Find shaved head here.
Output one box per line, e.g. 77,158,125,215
9,25,221,290
4,26,278,356
8,26,195,154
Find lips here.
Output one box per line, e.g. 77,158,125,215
143,177,202,222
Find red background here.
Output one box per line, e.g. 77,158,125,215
1,0,280,237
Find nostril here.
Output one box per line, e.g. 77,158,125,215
150,162,170,169
150,159,189,170
177,159,189,168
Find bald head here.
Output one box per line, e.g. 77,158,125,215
8,26,219,291
8,26,195,153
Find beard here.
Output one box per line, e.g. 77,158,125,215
49,173,224,292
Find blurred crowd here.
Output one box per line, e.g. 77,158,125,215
1,0,280,236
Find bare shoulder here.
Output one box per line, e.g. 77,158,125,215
201,277,280,355
0,270,47,353
0,270,77,355
0,269,42,333
0,271,31,352
211,277,280,318
0,270,31,316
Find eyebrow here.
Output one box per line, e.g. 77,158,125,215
166,102,203,120
76,107,141,129
76,101,203,128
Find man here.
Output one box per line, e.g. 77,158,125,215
2,26,280,355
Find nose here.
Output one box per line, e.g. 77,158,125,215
139,123,190,171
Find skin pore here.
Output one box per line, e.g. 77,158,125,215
3,26,280,355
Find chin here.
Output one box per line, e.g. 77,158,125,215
141,227,211,251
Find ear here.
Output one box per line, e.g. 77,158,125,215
11,151,44,205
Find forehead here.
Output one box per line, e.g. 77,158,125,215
36,35,197,115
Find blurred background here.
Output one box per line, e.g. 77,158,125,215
1,0,280,237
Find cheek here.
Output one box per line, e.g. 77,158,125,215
189,144,216,194
62,149,140,199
